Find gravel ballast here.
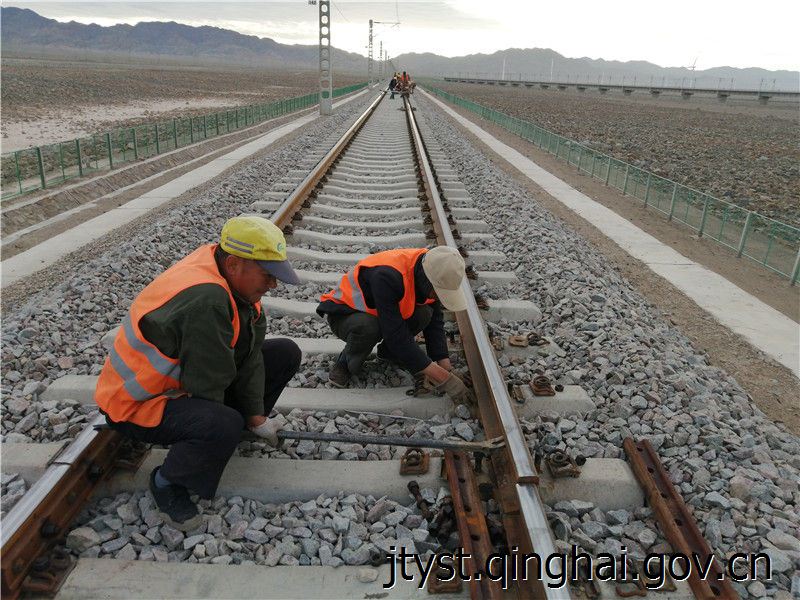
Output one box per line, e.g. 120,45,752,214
67,488,455,567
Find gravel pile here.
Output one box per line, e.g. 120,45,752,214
435,83,800,228
546,501,667,560
3,396,88,444
314,198,418,210
291,261,355,273
0,93,375,444
1,472,27,517
415,95,800,598
305,212,418,223
67,488,453,567
297,224,417,237
289,241,396,254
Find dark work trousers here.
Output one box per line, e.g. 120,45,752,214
104,338,301,499
326,305,432,374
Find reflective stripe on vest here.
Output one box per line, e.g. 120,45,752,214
94,244,262,427
107,313,183,402
319,248,433,319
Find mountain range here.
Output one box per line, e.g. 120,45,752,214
3,7,797,90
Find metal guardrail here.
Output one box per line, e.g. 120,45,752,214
423,84,800,284
0,82,368,202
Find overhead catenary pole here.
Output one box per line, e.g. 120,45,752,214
368,19,374,85
379,41,383,79
318,0,333,115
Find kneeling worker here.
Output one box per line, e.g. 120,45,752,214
94,216,302,530
317,246,472,403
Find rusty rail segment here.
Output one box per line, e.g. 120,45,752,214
623,438,740,600
0,415,126,599
404,95,571,599
271,90,386,229
444,451,503,599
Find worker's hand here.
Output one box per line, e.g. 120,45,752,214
437,358,453,371
421,361,450,385
248,418,281,447
435,373,474,404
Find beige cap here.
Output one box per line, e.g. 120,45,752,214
422,246,467,312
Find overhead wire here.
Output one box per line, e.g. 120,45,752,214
331,1,350,23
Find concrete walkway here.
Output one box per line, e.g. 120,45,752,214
422,90,800,378
56,561,467,599
0,89,372,289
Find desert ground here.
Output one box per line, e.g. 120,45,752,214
1,57,363,151
434,81,800,228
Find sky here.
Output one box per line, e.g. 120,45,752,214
5,1,799,72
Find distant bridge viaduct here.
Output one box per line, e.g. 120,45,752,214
441,76,800,103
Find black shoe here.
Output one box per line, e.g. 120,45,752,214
328,360,351,388
149,467,201,532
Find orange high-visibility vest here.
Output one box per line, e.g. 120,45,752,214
94,244,262,427
319,248,434,319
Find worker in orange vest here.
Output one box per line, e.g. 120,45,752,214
95,216,302,530
317,247,472,402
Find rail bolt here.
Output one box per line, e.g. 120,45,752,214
40,519,60,538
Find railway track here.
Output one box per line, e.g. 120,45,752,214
1,89,743,599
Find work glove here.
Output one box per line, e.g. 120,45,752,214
435,373,474,404
248,419,281,447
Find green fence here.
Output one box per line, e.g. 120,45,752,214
1,82,368,202
424,84,800,283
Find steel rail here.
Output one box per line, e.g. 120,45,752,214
271,90,387,228
403,94,571,599
0,415,125,598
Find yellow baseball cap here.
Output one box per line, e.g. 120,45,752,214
219,216,300,285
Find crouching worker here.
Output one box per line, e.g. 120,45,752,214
94,216,302,530
316,246,472,403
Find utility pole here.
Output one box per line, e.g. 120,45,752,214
368,19,373,85
318,0,332,114
379,41,383,79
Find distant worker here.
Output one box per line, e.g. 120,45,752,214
316,247,472,404
389,74,398,99
94,216,302,530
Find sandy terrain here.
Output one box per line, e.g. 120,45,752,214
1,58,361,152
2,98,246,151
435,81,800,228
